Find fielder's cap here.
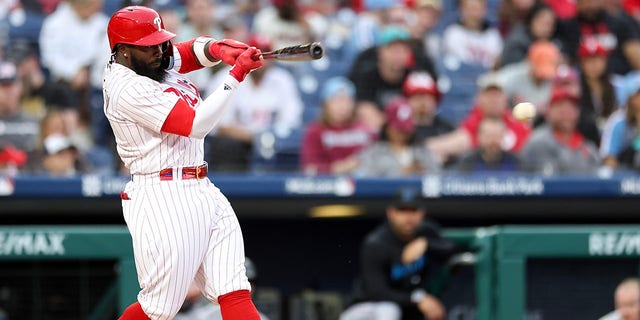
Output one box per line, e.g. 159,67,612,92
390,187,423,210
377,26,410,47
43,134,76,155
528,40,561,80
477,72,503,91
549,86,580,106
321,77,355,102
403,71,440,99
385,100,415,132
0,62,18,83
578,38,608,59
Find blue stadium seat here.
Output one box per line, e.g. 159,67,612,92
250,127,304,173
436,59,487,125
7,11,45,45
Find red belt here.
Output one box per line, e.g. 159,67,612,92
159,163,208,181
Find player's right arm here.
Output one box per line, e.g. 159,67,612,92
171,37,250,74
161,47,263,139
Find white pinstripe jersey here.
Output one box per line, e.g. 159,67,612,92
103,60,204,174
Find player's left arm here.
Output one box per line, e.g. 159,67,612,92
171,37,250,74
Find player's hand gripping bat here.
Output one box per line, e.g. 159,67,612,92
253,42,324,61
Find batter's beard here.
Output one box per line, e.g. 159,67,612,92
130,55,167,83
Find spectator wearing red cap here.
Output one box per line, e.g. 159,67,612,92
206,34,303,172
530,63,583,126
393,71,453,144
520,87,601,175
553,64,581,97
348,25,437,134
556,0,640,76
356,101,439,177
577,38,617,133
300,77,375,175
528,48,603,146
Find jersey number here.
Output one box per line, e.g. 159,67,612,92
164,87,198,108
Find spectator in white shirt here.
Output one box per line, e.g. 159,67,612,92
39,0,109,92
38,0,111,147
206,34,303,172
442,0,503,69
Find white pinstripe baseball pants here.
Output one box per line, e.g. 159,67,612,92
122,176,251,320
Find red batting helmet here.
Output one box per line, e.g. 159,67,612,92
107,6,176,51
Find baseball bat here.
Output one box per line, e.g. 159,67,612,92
253,42,324,61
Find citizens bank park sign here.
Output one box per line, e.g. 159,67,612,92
421,175,545,197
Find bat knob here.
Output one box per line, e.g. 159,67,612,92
310,43,324,60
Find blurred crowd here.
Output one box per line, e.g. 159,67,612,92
2,0,640,178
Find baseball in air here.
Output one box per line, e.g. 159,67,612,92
512,102,536,122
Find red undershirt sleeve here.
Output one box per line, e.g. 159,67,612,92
174,39,205,74
161,99,195,137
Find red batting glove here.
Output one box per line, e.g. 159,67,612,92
229,47,264,82
208,39,250,66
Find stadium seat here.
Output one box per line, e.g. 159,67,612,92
250,127,303,173
436,58,487,125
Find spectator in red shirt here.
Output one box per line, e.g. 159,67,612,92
520,87,601,175
427,72,531,165
301,77,376,175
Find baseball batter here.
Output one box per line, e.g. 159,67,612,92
103,6,263,320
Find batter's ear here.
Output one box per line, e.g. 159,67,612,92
116,44,128,58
